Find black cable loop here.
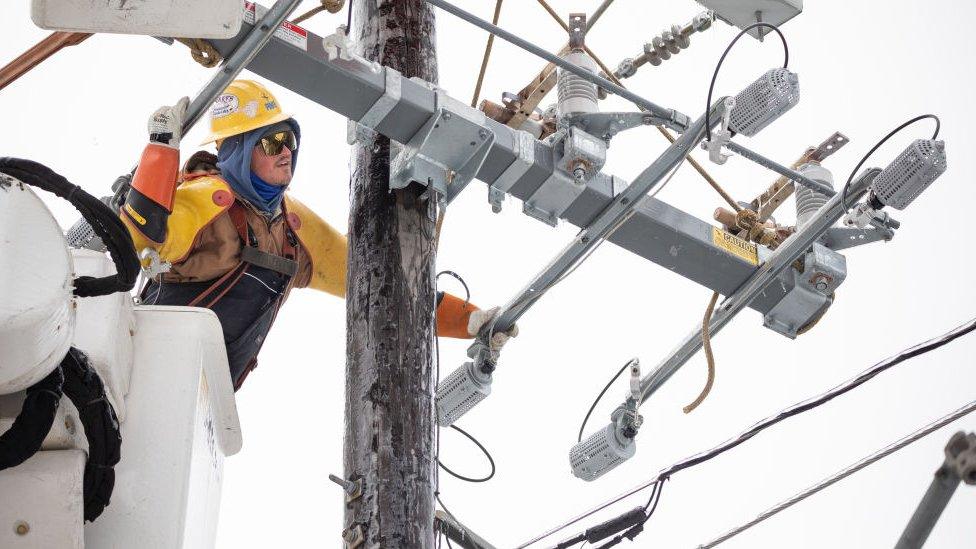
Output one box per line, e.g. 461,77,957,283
0,158,140,298
578,358,637,443
436,270,471,308
705,22,789,142
437,424,496,483
840,114,942,210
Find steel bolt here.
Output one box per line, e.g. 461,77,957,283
442,112,452,120
573,167,586,183
815,281,828,291
479,129,489,140
14,521,29,536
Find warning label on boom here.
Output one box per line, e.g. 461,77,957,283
712,227,759,265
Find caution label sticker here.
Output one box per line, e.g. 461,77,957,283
244,2,309,50
712,227,759,265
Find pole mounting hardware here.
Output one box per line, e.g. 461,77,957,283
329,473,364,502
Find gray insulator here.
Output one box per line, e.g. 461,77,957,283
794,163,834,229
569,423,636,481
871,139,947,210
729,68,800,137
557,50,600,119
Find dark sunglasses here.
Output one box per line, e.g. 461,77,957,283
256,130,297,156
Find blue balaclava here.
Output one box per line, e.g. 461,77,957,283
216,118,301,214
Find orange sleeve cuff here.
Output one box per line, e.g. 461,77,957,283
131,143,180,211
436,292,479,339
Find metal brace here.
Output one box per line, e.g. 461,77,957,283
488,130,535,213
565,111,661,142
347,67,403,145
389,89,496,205
702,97,735,165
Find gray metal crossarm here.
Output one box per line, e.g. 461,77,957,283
200,6,802,318
491,101,728,333
635,168,881,405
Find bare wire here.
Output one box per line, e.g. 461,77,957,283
697,399,976,548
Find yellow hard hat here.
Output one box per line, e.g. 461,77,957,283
200,80,292,146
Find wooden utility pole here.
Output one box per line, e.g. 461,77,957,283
343,1,439,547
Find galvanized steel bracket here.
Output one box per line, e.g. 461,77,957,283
389,89,495,205
488,130,535,213
763,242,847,338
347,67,402,145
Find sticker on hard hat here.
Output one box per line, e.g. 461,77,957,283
212,94,239,119
712,227,759,265
243,100,259,118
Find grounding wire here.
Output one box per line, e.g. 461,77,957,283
578,358,637,443
705,22,789,142
840,114,941,210
697,398,976,548
517,314,976,547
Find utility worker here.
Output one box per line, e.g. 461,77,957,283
119,80,515,390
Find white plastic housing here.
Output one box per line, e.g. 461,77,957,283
31,0,242,39
0,450,87,548
85,306,242,549
70,249,136,421
0,180,75,395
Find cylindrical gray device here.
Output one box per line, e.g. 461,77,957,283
871,139,947,210
795,163,834,229
435,361,492,427
570,423,636,481
557,50,600,120
65,195,114,252
729,68,800,137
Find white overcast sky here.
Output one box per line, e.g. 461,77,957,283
3,0,976,547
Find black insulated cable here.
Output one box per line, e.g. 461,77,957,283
0,158,140,297
438,424,496,483
61,348,122,522
578,358,636,443
0,366,64,471
535,315,976,547
705,22,789,141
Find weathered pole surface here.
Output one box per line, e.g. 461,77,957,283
344,0,438,547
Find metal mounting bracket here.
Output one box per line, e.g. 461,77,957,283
390,89,495,204
822,226,892,251
347,67,403,144
565,111,660,141
488,130,535,213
